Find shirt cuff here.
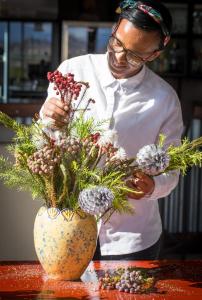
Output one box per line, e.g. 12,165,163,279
148,170,179,201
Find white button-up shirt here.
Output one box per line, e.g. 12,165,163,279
44,53,183,255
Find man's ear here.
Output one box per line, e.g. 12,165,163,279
147,36,171,62
147,50,162,62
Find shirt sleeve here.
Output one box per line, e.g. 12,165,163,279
39,60,70,119
148,91,184,200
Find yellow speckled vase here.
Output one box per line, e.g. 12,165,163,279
34,206,97,280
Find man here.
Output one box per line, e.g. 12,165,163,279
40,0,183,260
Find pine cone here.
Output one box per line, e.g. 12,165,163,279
136,144,170,176
27,146,60,176
57,136,81,155
78,186,114,215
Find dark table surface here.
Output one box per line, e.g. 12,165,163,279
0,260,202,299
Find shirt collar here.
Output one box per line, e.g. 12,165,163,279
99,52,146,90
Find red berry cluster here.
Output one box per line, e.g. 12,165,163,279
90,132,100,143
47,70,82,103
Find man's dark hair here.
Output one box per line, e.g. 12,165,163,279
118,0,172,50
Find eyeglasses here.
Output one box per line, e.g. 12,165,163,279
108,34,157,67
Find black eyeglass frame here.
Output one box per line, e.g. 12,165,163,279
108,34,158,66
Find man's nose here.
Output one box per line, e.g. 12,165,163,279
114,51,127,64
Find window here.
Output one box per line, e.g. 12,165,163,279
62,21,113,60
0,21,53,103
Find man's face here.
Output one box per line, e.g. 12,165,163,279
107,19,161,79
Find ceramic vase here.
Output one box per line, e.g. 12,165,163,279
34,206,97,280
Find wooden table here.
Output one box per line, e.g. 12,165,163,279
0,260,202,299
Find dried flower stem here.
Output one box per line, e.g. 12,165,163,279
45,174,57,207
68,82,90,130
91,147,103,170
58,163,69,206
73,82,90,113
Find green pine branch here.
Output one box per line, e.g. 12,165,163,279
0,162,46,201
0,111,31,141
0,111,23,132
70,113,107,139
166,137,202,175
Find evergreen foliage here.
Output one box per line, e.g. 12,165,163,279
166,137,202,175
0,110,136,219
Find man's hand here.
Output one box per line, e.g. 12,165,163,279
42,97,69,127
126,171,155,200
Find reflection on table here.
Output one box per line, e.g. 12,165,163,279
0,260,202,299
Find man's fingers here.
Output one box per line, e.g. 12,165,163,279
133,178,147,190
132,178,151,194
43,110,67,127
126,179,144,193
48,103,68,118
49,98,69,111
126,172,155,199
133,175,155,196
43,100,69,125
133,171,154,187
126,179,144,199
44,108,65,122
43,98,70,123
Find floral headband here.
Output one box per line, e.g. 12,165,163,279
116,0,170,47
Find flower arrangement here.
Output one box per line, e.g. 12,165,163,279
0,71,136,221
0,70,202,221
